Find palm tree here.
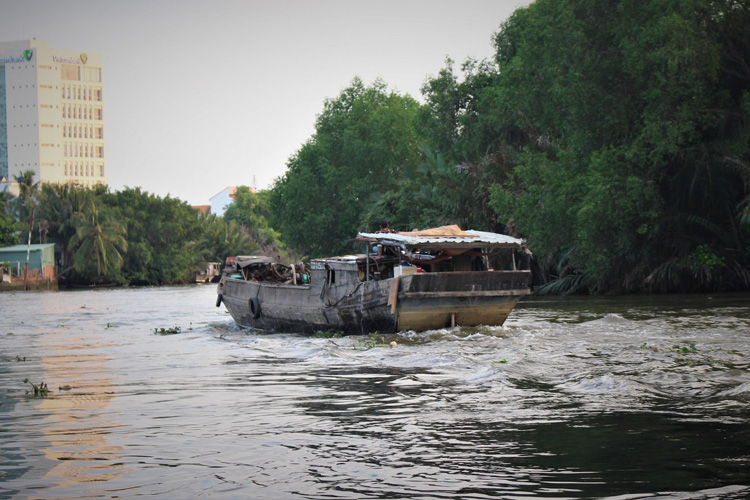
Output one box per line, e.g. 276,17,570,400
193,213,259,265
12,170,39,224
37,183,93,272
68,202,127,281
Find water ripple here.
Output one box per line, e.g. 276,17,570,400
1,288,748,499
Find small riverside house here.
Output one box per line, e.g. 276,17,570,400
0,243,56,283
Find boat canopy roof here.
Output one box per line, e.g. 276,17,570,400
234,256,275,268
357,225,524,249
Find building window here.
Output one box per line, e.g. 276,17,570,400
61,64,79,81
99,164,105,177
83,67,101,82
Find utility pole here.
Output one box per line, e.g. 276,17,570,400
24,207,34,291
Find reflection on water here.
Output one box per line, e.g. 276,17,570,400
0,287,748,499
36,329,125,492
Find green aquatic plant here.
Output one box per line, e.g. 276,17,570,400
24,379,50,397
669,343,697,354
493,359,508,364
641,342,697,354
355,332,387,350
154,326,182,335
315,330,344,339
16,356,26,362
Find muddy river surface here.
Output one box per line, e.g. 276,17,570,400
1,286,749,499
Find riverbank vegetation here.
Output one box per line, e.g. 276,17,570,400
2,181,264,285
270,0,750,294
2,0,748,293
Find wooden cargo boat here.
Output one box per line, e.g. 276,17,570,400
216,225,531,334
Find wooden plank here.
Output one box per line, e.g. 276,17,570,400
388,277,400,315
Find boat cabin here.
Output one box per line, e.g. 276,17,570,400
222,226,531,289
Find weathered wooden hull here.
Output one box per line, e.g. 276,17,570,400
218,270,530,334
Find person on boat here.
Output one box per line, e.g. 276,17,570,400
374,219,398,259
376,219,397,234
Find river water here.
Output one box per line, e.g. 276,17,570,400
0,286,748,499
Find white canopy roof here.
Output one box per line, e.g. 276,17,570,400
357,225,524,249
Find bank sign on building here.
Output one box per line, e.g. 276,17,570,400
0,39,106,187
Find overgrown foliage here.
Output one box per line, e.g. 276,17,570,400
268,0,750,294
13,183,260,285
3,0,749,293
222,187,288,260
269,78,424,257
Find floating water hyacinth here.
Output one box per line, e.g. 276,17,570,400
23,379,50,397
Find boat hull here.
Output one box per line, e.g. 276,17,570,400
218,270,530,334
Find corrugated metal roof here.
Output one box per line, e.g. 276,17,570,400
357,230,524,247
0,243,56,253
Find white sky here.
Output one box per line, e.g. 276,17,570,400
1,0,530,205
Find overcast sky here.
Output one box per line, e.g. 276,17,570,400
1,0,530,205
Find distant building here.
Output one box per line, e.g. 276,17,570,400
0,39,106,187
0,176,20,196
208,185,257,217
192,204,211,215
209,187,237,217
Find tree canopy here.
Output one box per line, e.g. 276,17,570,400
267,0,750,293
4,0,749,293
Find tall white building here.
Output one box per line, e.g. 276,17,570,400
0,39,106,187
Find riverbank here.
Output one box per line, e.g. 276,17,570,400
0,276,57,291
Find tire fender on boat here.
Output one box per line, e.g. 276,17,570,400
215,294,222,308
249,297,261,319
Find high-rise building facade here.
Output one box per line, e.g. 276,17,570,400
0,39,106,186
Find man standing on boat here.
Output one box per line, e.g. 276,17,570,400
376,220,396,234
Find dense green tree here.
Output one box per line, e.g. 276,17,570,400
11,170,39,226
0,190,15,246
102,188,201,285
222,187,287,259
36,183,100,273
68,202,128,283
192,213,260,264
270,78,423,257
482,0,750,293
